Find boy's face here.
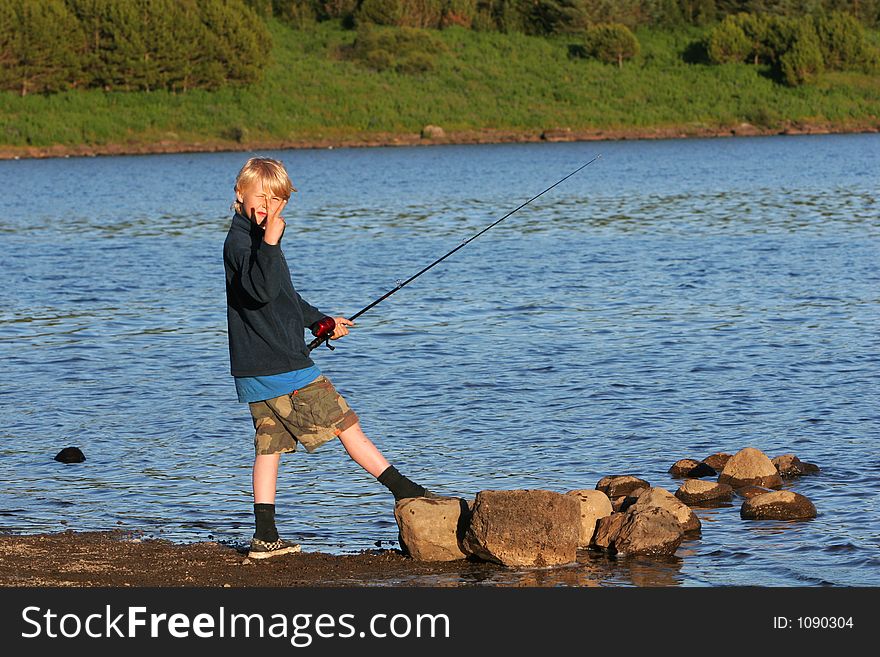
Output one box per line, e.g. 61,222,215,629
236,180,286,228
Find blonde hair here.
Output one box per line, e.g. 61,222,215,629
233,157,296,213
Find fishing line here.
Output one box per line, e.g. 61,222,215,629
308,153,602,352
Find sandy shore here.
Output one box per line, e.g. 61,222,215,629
0,531,508,588
1,121,876,160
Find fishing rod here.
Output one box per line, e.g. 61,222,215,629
307,153,602,352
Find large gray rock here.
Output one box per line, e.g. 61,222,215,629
669,459,716,478
702,453,732,471
394,497,470,561
675,479,734,505
718,447,783,489
596,475,650,498
566,489,613,547
630,487,701,533
614,507,685,556
463,490,580,567
772,454,820,478
741,491,817,520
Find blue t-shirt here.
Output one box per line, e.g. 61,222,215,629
234,366,321,403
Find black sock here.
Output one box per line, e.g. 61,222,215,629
253,503,279,542
377,465,428,500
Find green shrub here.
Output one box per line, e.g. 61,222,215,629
347,24,445,73
706,13,772,65
779,19,824,86
585,22,640,67
814,11,870,70
706,15,750,63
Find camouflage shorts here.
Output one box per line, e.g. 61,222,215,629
248,375,359,455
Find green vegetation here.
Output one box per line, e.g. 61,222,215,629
0,0,269,95
705,11,877,85
1,7,878,151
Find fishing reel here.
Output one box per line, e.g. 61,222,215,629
308,316,336,352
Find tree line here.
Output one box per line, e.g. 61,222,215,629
706,11,878,85
0,0,269,96
1,0,876,96
254,0,879,31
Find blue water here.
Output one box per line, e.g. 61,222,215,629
1,134,878,586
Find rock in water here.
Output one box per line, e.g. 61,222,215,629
675,479,733,505
394,497,470,562
718,447,782,489
593,513,627,550
54,447,85,463
613,507,685,556
669,459,716,478
702,452,732,471
736,485,774,499
566,489,613,548
463,490,579,567
741,491,817,520
629,487,701,533
772,453,820,477
596,475,650,498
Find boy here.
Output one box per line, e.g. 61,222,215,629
224,157,432,559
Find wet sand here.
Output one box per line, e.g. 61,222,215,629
0,531,499,587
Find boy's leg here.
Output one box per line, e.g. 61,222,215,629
252,453,281,542
337,422,431,500
336,422,389,477
253,453,281,504
246,400,300,558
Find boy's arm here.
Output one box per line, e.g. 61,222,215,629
295,291,325,327
234,245,285,304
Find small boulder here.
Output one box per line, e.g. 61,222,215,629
566,489,613,548
420,125,445,139
675,479,733,506
736,485,774,499
669,459,717,478
702,453,732,471
54,447,85,463
614,507,685,556
394,497,470,561
630,487,701,533
718,447,782,489
741,491,817,520
596,475,650,498
463,490,580,567
592,513,627,551
772,454,820,478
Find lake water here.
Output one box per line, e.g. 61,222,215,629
0,134,877,586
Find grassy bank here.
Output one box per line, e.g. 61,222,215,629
1,20,878,156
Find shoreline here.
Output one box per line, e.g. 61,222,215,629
0,530,497,588
1,120,877,161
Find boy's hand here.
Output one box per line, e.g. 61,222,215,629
331,317,355,340
257,199,287,245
